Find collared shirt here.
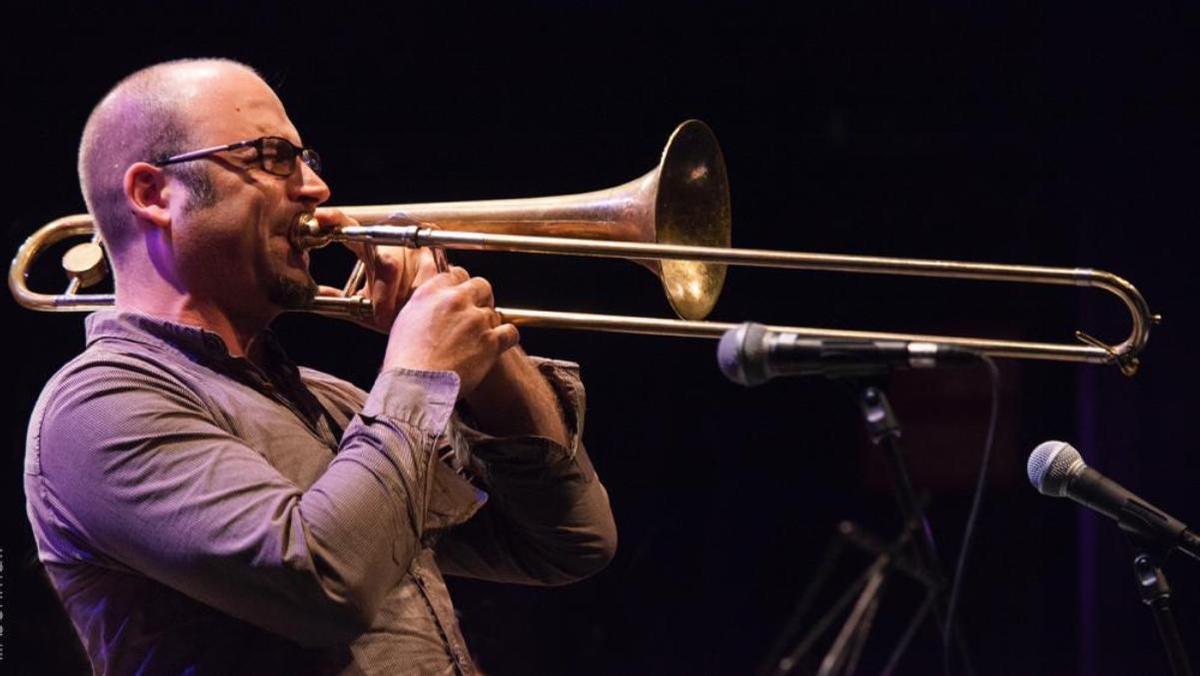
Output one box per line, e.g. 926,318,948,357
25,311,616,675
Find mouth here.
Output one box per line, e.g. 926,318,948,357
283,212,315,268
287,212,316,246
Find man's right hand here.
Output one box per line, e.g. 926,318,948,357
381,263,521,397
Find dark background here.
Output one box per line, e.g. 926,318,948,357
3,2,1197,674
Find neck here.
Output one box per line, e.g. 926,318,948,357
115,289,276,361
111,254,281,361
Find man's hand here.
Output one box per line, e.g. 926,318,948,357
314,208,438,334
382,265,521,397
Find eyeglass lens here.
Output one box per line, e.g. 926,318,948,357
260,138,321,176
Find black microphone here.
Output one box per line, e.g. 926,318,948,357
1027,441,1200,561
717,322,977,386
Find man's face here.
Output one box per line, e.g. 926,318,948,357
167,65,330,318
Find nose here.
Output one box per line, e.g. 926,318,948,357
293,160,331,206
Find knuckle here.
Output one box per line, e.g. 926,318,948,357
471,307,493,327
408,282,432,299
446,286,473,308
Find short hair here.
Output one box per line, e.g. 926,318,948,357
77,59,256,258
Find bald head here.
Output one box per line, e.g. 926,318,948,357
78,59,262,258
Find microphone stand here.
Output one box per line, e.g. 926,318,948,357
759,517,932,676
1126,534,1194,676
853,384,973,674
757,379,973,675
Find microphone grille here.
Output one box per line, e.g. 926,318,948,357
1027,440,1083,496
717,322,767,386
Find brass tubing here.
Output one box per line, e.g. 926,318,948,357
9,215,115,312
304,224,1157,372
11,213,1158,374
299,300,1117,364
491,309,1113,364
11,214,1159,374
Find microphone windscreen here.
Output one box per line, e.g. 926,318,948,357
1027,440,1082,496
717,322,767,386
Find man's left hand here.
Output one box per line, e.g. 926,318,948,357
313,208,440,334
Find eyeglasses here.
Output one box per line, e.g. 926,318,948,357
153,136,322,177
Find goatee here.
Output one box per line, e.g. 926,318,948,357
269,273,319,310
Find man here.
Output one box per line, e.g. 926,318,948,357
24,58,617,675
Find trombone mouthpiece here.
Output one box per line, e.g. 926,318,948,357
292,213,332,250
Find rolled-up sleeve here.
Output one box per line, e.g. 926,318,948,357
435,358,618,585
29,354,460,647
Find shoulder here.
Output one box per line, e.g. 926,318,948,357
39,341,204,413
26,342,208,478
31,342,210,451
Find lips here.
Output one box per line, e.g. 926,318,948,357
285,212,315,247
279,212,314,267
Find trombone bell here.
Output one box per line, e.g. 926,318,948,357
318,119,731,321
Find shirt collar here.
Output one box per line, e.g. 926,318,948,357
84,310,294,372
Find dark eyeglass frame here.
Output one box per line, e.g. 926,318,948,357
153,136,321,177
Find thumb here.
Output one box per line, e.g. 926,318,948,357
490,324,521,353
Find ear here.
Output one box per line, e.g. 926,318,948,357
123,162,175,229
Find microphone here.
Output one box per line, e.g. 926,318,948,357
1027,441,1200,561
717,322,977,386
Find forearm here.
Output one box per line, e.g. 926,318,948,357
438,356,617,583
463,346,569,446
232,368,462,641
436,440,617,585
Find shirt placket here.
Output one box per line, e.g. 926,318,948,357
410,554,476,675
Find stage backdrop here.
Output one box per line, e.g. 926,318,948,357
3,4,1196,674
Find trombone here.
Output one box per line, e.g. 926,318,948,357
10,120,1159,374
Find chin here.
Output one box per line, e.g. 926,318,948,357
268,272,319,310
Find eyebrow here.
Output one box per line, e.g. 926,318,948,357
253,124,301,146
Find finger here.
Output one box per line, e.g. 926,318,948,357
415,254,444,285
463,277,495,307
446,265,470,284
314,207,358,228
432,248,451,274
337,240,368,267
489,323,521,353
317,284,348,298
474,306,501,329
411,249,441,286
315,209,366,261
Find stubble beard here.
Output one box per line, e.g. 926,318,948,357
267,268,319,310
264,216,318,311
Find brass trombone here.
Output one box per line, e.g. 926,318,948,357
9,120,1159,374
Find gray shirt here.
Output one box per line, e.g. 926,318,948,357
24,311,616,675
